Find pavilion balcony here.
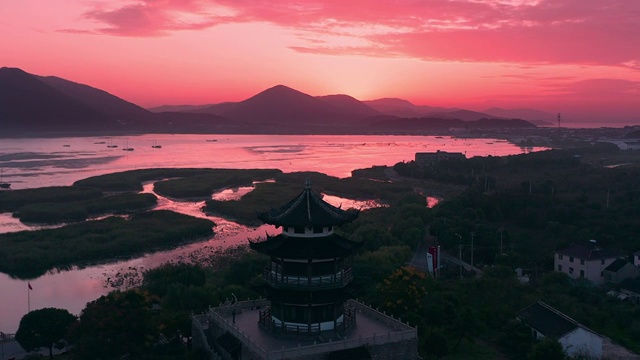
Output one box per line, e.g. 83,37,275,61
263,266,353,290
258,305,356,336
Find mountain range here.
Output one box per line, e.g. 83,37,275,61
1,67,546,135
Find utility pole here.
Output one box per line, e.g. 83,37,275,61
455,233,462,278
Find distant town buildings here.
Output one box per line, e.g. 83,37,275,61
517,301,603,359
415,150,466,166
554,241,624,285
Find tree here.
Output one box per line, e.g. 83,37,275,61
529,338,566,360
378,266,429,317
72,290,160,360
15,308,76,359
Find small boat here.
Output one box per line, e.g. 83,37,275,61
63,144,71,147
107,140,118,148
94,141,106,144
122,140,134,151
152,140,162,149
206,139,218,142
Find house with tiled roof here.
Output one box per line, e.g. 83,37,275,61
517,301,603,359
554,241,624,285
603,259,640,284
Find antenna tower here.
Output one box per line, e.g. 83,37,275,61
557,113,561,129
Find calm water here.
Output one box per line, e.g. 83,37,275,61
0,134,544,332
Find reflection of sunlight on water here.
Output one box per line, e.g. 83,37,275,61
321,193,386,210
0,212,65,233
211,186,254,201
210,179,276,201
427,197,440,208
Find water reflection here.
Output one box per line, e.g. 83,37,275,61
427,197,441,208
321,194,386,210
210,180,275,201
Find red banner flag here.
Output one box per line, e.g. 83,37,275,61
28,282,32,290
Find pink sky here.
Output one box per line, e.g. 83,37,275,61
1,0,639,124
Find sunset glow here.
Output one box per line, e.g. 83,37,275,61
1,0,639,124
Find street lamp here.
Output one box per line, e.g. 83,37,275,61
498,227,505,255
455,233,462,278
470,232,475,268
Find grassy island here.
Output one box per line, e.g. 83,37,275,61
73,168,282,194
0,210,215,279
205,171,416,225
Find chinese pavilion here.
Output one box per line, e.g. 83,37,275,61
249,179,361,336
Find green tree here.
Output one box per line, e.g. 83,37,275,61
378,266,429,316
72,290,159,360
15,308,77,359
423,330,449,359
529,338,566,360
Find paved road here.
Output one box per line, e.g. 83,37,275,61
409,228,483,277
1,339,67,360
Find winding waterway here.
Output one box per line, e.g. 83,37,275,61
0,134,544,333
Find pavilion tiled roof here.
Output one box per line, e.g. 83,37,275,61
249,233,362,259
256,180,358,227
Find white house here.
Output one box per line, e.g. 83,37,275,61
517,301,603,359
603,259,640,284
554,241,623,285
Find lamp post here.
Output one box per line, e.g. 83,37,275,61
499,227,504,255
470,232,475,269
455,233,462,278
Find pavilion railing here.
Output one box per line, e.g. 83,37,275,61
258,304,356,335
263,266,353,290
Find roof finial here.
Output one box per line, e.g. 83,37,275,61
304,178,311,189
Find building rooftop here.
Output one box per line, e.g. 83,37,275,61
195,299,417,360
517,301,598,339
605,259,631,272
250,233,361,258
256,180,358,227
556,242,622,261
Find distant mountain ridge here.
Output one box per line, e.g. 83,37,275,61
0,67,230,134
0,67,109,131
1,67,538,135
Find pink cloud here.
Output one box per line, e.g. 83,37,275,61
80,0,234,36
71,0,640,68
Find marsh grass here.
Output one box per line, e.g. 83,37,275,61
17,193,158,223
205,171,415,225
0,210,214,279
0,186,102,212
74,168,282,193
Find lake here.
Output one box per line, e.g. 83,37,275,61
0,134,544,333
